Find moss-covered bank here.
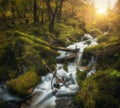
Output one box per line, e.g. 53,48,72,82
75,69,120,108
0,29,59,95
75,33,120,108
6,71,40,96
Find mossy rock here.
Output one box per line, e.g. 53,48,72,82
75,69,120,108
0,31,58,80
6,71,40,96
85,36,120,70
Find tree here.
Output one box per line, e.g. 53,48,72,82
0,0,9,28
9,0,16,25
45,0,65,32
33,0,38,23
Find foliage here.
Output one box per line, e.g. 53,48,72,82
6,71,40,96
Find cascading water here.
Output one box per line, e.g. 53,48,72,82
0,84,20,101
26,34,97,108
0,34,97,108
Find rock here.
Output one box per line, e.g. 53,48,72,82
55,97,77,108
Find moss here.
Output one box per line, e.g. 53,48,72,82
14,31,49,46
77,70,87,86
6,71,40,96
89,28,102,38
76,33,120,107
75,69,120,108
0,30,58,81
63,63,68,72
53,23,84,46
85,36,120,70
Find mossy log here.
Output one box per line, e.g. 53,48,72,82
44,64,69,89
55,47,79,53
57,53,77,63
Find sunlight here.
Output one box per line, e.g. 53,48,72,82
97,9,106,15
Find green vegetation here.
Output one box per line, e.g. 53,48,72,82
55,23,84,46
85,35,120,70
75,22,120,108
75,69,120,108
0,28,60,96
89,28,102,38
6,71,40,96
0,30,58,81
0,0,120,107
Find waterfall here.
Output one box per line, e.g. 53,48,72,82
26,34,97,108
0,84,20,101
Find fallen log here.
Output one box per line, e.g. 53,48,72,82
44,64,69,90
55,47,79,53
57,53,77,63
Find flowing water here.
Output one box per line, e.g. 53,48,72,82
0,34,97,108
0,84,20,101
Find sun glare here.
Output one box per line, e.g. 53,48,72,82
97,9,106,14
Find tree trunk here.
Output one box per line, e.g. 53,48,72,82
11,2,15,25
41,10,44,23
57,0,64,21
49,1,59,32
33,0,38,23
46,0,53,21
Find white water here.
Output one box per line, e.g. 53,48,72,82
0,34,97,108
0,85,20,101
28,34,97,108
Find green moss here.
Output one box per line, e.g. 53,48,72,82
63,64,68,72
0,30,58,80
85,36,120,70
14,31,49,46
89,28,102,38
6,71,40,96
75,69,120,108
77,70,87,86
53,23,84,46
